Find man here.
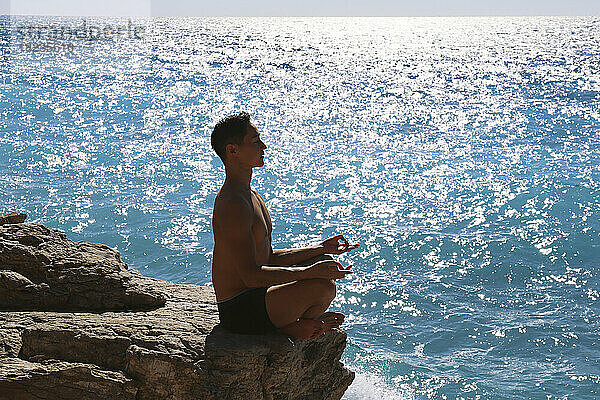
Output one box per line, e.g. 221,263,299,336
211,112,359,339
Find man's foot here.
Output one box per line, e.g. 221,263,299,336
278,312,345,339
319,312,345,332
279,319,324,340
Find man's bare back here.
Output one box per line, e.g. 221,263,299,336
212,184,273,302
210,112,359,339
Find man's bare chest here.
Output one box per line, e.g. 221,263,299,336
250,192,272,240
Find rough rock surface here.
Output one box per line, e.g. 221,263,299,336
0,214,354,399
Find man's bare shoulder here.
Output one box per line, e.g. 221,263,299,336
250,188,267,203
213,189,253,226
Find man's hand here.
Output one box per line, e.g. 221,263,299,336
302,260,353,280
320,234,359,255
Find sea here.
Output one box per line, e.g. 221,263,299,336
1,16,599,399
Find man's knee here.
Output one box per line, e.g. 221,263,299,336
307,278,336,302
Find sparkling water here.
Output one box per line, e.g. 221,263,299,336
1,16,599,399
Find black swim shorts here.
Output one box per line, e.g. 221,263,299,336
217,287,277,334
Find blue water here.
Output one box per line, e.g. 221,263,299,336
1,16,599,399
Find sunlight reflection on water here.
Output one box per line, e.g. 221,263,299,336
2,16,599,399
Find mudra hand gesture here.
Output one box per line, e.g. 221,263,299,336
320,234,359,255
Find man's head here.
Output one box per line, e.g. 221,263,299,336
211,112,266,167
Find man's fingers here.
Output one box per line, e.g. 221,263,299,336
331,235,348,248
333,266,353,279
336,243,359,253
343,244,359,252
330,267,352,279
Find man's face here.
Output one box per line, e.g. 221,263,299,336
236,123,267,168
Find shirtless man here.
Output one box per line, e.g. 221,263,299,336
211,112,359,339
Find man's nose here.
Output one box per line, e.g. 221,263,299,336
260,140,267,150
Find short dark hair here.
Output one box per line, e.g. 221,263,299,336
211,112,251,162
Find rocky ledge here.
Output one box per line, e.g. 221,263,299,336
0,213,354,400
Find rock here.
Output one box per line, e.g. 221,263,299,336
0,213,26,225
0,220,165,311
0,214,355,399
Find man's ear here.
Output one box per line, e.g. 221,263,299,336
225,143,238,158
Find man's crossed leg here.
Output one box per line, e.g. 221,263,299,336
265,255,346,339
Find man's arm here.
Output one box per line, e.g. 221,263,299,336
221,198,350,286
269,246,325,267
269,235,360,267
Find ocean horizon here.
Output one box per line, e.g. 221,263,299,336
1,15,599,399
